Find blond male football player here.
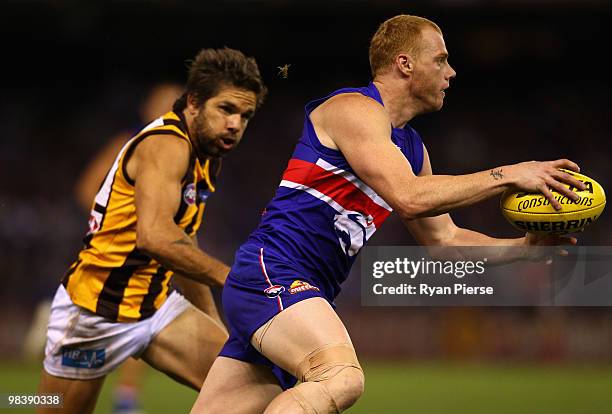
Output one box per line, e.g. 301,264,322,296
191,15,585,414
37,47,267,414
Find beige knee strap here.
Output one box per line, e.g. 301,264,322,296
288,382,339,414
296,343,362,383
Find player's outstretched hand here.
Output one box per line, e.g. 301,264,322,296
507,159,586,210
523,232,578,264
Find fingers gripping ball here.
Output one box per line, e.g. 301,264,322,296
501,170,606,235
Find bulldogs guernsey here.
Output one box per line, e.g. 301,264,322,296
220,82,424,388
239,81,423,300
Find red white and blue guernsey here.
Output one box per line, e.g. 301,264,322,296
219,82,424,388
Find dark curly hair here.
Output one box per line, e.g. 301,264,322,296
173,47,267,112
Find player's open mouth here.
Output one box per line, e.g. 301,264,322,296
218,138,236,150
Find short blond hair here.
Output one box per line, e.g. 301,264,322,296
369,15,442,77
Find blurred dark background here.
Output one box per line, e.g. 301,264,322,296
1,1,611,362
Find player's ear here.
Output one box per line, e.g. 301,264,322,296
397,54,414,76
186,94,200,116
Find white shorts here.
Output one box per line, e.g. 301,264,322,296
43,285,192,379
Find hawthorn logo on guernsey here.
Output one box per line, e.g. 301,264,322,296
183,183,197,205
289,280,320,295
88,214,100,234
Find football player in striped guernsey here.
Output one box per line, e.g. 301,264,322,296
192,16,583,414
37,48,266,414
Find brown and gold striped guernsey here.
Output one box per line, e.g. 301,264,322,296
62,111,220,322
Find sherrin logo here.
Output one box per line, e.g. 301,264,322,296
289,280,320,295
264,285,285,298
183,183,197,205
500,169,606,235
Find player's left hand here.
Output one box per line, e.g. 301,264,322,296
523,232,577,264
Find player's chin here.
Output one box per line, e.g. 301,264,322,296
199,143,224,158
430,96,445,111
438,92,447,105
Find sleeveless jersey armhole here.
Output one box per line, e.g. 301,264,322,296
409,130,425,175
121,130,192,186
303,89,385,159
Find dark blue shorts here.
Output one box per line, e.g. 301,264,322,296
219,244,328,390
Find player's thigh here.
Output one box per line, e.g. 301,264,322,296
37,370,105,414
191,356,282,414
116,357,147,386
251,296,355,376
141,307,228,390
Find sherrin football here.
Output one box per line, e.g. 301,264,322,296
501,170,606,235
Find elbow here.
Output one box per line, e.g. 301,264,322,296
396,192,451,221
396,198,430,221
136,230,160,256
398,207,421,221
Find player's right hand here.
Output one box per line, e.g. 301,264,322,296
523,232,578,264
506,159,586,210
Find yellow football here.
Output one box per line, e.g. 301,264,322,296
500,170,606,235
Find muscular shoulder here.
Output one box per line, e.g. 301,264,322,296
127,134,191,182
313,93,387,124
312,92,391,149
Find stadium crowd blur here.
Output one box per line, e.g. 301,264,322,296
1,1,611,363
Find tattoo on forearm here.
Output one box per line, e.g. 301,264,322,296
172,237,192,246
490,169,504,180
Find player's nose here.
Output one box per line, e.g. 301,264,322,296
226,114,241,132
447,63,457,80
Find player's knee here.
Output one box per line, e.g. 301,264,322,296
295,343,364,411
327,365,365,410
289,367,364,413
343,366,365,406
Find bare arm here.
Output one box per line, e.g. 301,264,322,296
404,145,524,262
403,146,576,263
314,94,585,220
172,236,225,327
132,135,230,286
173,274,224,323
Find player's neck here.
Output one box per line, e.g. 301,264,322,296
373,78,419,128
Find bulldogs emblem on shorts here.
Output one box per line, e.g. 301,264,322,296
183,183,197,205
264,285,285,298
333,211,375,257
